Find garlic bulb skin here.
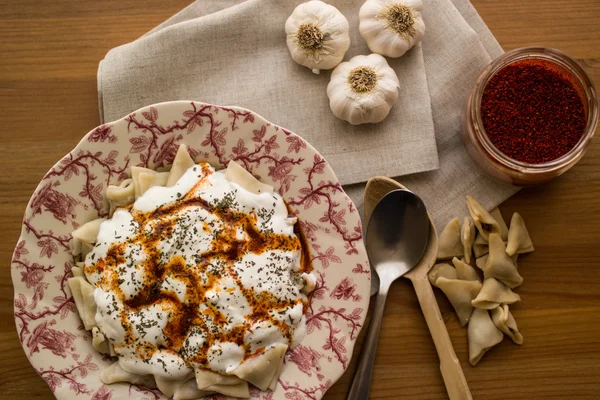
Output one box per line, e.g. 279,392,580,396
327,53,400,125
359,0,425,58
285,1,350,74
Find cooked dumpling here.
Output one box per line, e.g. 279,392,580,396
131,166,159,199
71,265,84,278
452,257,480,282
437,218,463,260
173,378,214,400
91,327,110,354
156,375,193,398
472,278,521,309
138,171,169,194
490,208,509,241
491,304,523,345
195,369,249,398
225,160,274,194
232,344,287,390
67,276,97,330
468,308,504,366
71,218,105,257
101,361,157,388
461,217,476,263
473,234,489,258
106,178,135,214
483,233,523,288
466,195,501,241
506,212,534,256
167,144,196,187
435,277,482,327
428,263,458,286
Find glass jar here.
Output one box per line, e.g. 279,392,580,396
462,47,598,186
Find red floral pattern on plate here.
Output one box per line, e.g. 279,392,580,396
11,101,370,399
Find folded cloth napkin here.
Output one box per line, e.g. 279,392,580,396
98,0,439,186
97,0,518,229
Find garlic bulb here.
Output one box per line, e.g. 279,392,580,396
285,1,350,74
359,0,425,58
327,53,400,125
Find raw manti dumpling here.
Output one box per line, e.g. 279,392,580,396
437,217,463,260
106,178,135,215
506,212,534,256
483,233,523,288
476,253,518,270
461,217,476,263
428,263,458,286
91,327,110,354
167,144,196,187
490,208,509,241
101,361,157,388
491,304,524,345
472,278,521,309
138,171,169,194
468,308,504,366
466,195,501,241
225,160,274,194
452,257,480,282
173,378,214,400
473,234,489,258
435,277,482,327
232,343,287,390
71,217,105,256
194,369,250,398
67,276,97,330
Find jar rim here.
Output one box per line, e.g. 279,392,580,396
471,46,598,172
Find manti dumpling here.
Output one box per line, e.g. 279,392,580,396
173,378,214,400
452,257,480,282
490,208,509,241
461,217,476,263
138,171,169,195
482,233,523,288
473,234,489,258
471,278,521,310
232,343,287,391
434,277,482,327
67,276,96,330
101,361,157,388
437,217,463,260
468,308,504,366
476,253,518,270
491,304,523,345
428,263,458,286
194,369,250,398
506,212,534,256
71,217,105,257
466,195,502,241
167,144,196,187
225,160,274,194
106,178,135,215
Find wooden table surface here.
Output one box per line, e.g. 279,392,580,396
1,1,599,399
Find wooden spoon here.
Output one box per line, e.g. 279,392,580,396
364,176,472,400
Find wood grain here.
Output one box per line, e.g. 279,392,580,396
1,0,599,399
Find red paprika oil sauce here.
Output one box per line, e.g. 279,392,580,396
480,59,586,164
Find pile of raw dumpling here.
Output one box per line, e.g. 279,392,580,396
428,195,534,366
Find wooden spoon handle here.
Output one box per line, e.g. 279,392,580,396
410,275,473,400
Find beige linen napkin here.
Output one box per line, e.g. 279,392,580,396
98,0,439,186
97,0,518,229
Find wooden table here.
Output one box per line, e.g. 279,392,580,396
1,1,599,399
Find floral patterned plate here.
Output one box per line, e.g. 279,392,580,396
12,101,370,400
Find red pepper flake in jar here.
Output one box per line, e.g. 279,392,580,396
480,59,586,164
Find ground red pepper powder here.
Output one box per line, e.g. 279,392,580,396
480,59,586,164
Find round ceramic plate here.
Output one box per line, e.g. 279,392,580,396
12,101,370,400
